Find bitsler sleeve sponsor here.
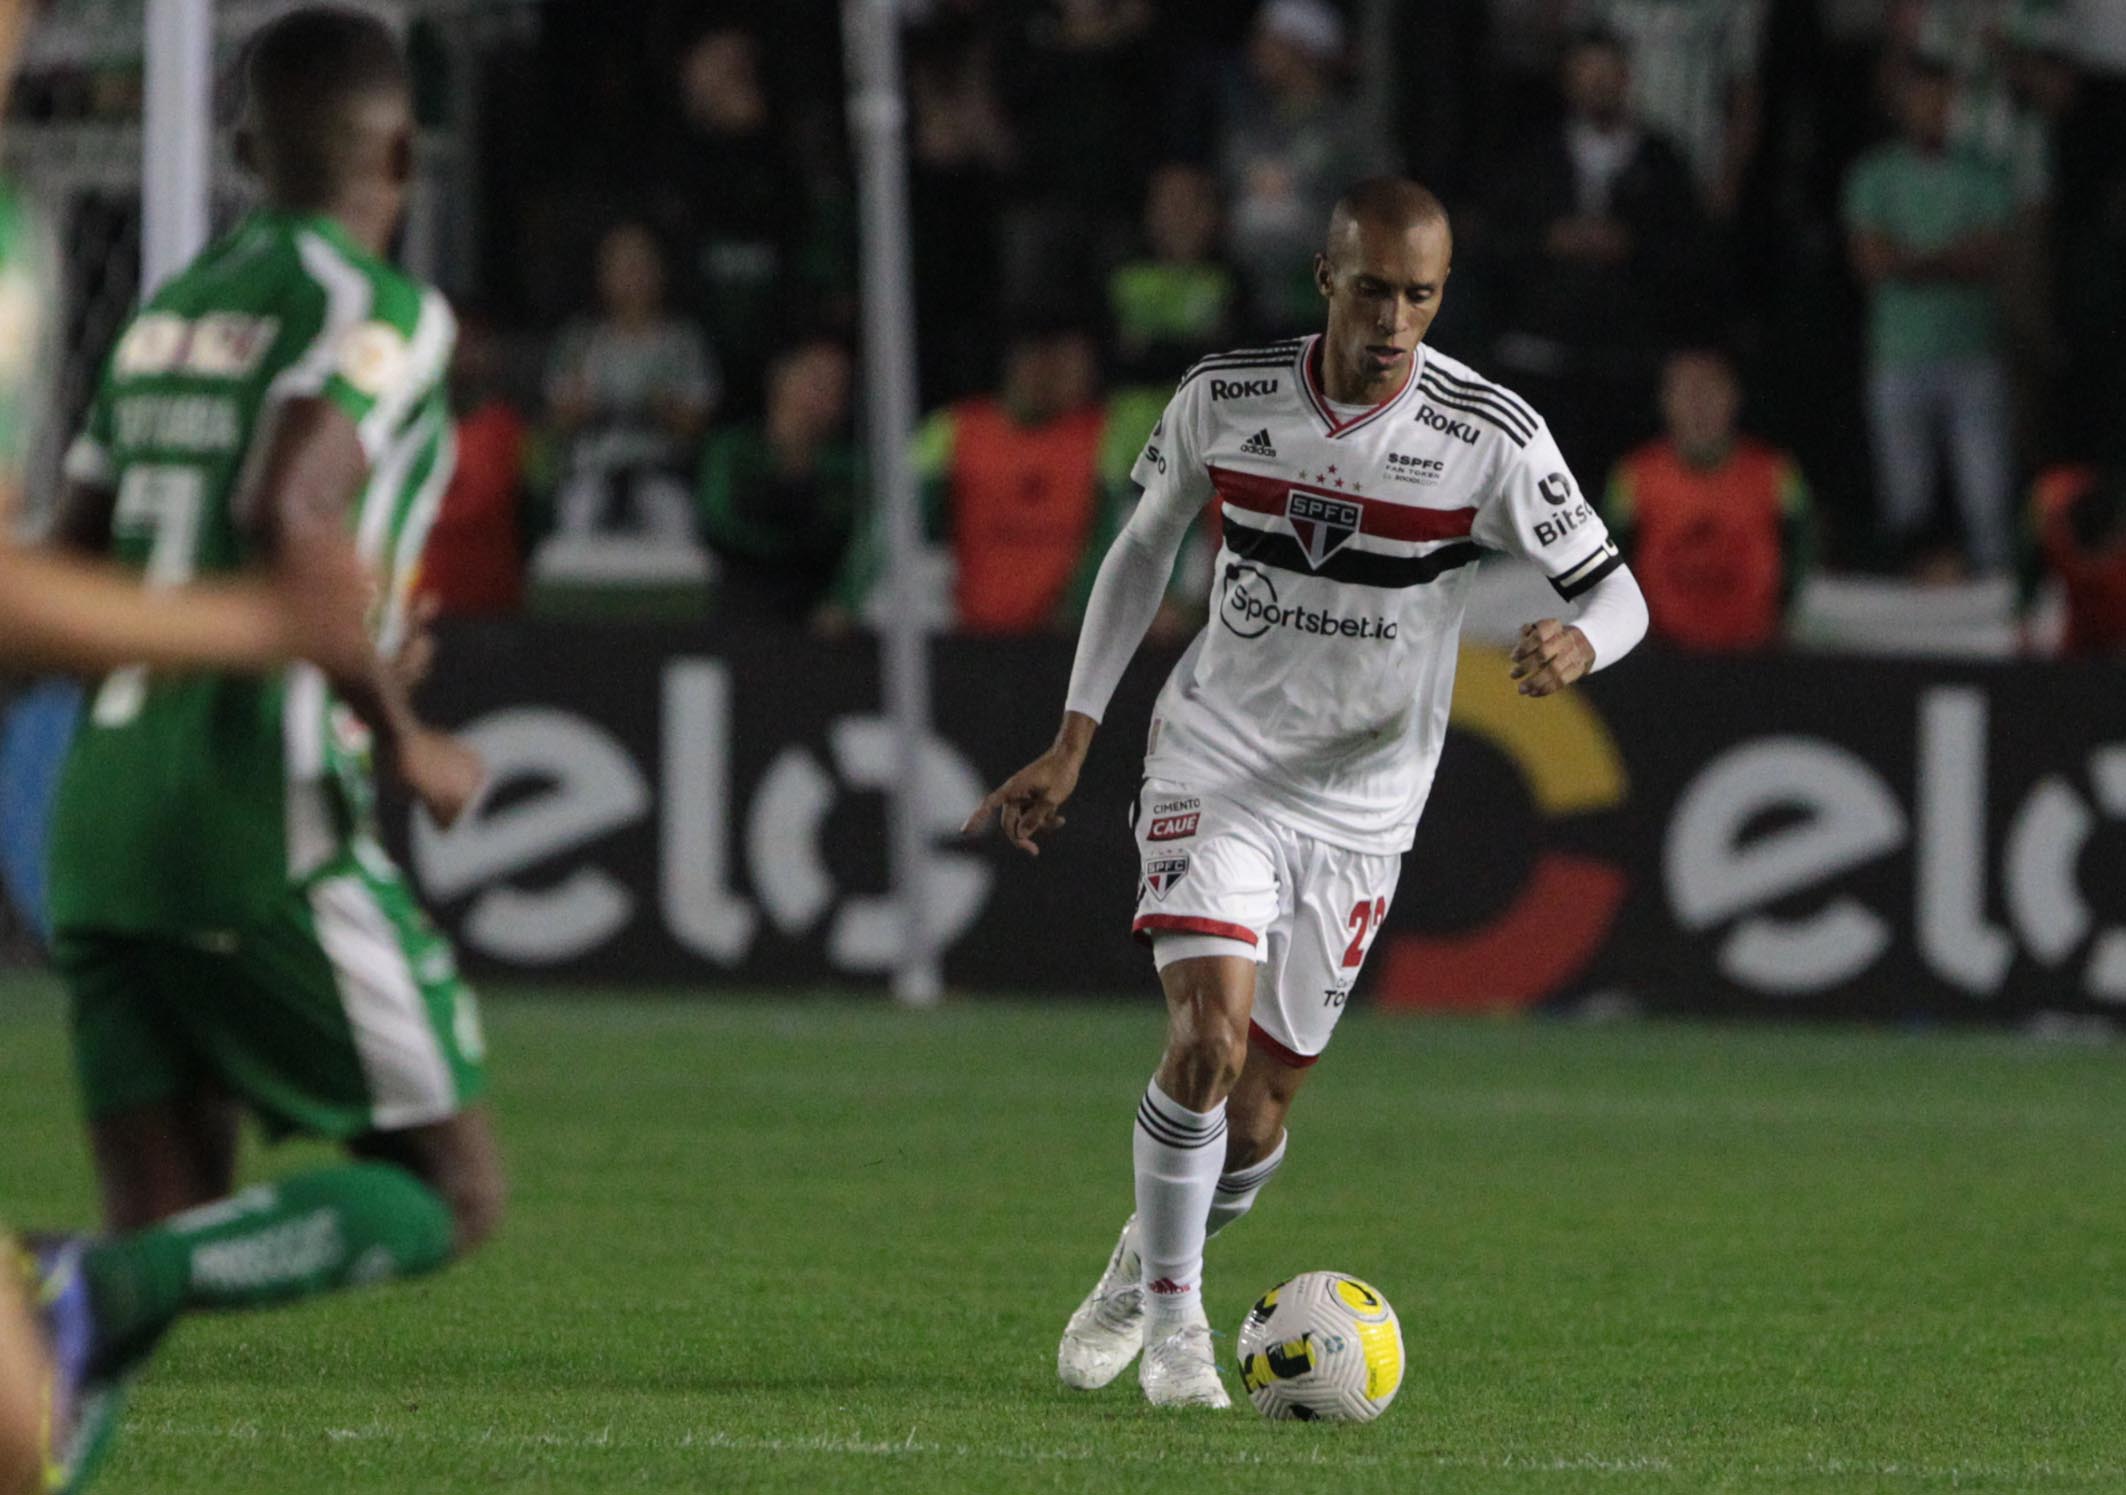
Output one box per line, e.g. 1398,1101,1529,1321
1469,416,1622,602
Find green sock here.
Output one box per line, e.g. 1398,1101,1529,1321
81,1162,454,1373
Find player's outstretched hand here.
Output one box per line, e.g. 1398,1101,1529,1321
1510,618,1595,697
400,726,488,830
962,744,1083,857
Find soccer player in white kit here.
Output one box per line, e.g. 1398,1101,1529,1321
965,179,1651,1407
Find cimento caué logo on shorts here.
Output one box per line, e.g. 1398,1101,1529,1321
1148,810,1200,841
1147,795,1201,841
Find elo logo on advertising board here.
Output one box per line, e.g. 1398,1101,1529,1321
383,628,2126,1020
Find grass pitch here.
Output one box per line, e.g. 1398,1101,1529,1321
4,978,2125,1493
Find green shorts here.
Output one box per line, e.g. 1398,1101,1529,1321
54,848,487,1139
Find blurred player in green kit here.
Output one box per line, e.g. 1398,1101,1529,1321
5,8,505,1492
0,2,372,676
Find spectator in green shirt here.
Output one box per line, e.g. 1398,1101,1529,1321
1102,165,1235,641
1108,164,1241,384
699,333,862,631
1844,53,2017,575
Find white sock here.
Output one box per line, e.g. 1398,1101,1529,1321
1133,1077,1226,1327
1206,1129,1287,1240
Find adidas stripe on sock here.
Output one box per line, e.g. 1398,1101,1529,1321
1207,1129,1287,1238
1132,1078,1226,1322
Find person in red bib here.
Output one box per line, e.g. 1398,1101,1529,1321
1605,348,1812,651
2020,463,2126,656
419,309,527,619
845,316,1110,635
934,352,1105,633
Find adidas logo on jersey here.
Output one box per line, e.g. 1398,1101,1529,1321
1240,429,1277,458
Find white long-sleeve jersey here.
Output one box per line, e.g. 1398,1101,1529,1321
1066,334,1645,856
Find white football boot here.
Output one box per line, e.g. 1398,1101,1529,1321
1057,1217,1145,1389
1138,1301,1231,1409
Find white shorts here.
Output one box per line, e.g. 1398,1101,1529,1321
1130,778,1402,1066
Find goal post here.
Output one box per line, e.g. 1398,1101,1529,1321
141,0,214,294
843,0,940,1007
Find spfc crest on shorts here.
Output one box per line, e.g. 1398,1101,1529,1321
1287,491,1361,569
1144,855,1191,901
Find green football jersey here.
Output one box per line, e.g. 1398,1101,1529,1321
48,209,457,935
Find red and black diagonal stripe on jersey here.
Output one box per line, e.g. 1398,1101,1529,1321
1209,464,1481,588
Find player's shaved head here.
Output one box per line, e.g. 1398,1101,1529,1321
242,7,411,211
1312,177,1453,402
1325,178,1451,267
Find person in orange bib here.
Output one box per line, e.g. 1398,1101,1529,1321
1604,348,1812,651
842,316,1113,636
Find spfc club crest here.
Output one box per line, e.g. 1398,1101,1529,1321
1287,491,1361,568
1144,855,1191,901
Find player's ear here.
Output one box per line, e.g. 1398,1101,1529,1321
388,124,414,187
1314,252,1332,300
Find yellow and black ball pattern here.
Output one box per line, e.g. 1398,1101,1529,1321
1234,1271,1405,1422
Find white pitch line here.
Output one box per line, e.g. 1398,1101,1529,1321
1400,1088,2117,1131
128,1418,2126,1484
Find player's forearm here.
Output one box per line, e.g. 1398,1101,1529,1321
1571,563,1649,670
0,550,292,673
1053,710,1097,760
1062,524,1179,728
269,505,410,751
247,396,405,744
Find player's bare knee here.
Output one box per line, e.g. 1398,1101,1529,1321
1163,1007,1249,1107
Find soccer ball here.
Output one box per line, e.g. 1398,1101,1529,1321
1235,1271,1405,1422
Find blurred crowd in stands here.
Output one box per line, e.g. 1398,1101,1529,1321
414,0,2126,655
